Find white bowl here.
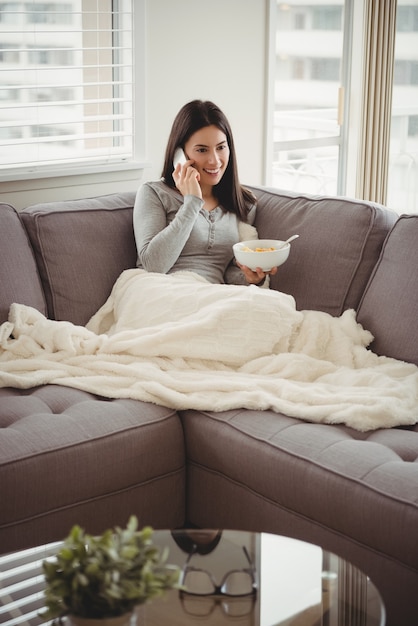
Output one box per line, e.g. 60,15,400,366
233,239,291,271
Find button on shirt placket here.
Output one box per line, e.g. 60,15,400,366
205,209,216,251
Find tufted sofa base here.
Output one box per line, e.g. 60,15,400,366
0,385,185,552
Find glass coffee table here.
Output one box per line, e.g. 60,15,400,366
0,529,385,625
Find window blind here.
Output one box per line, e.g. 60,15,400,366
0,542,61,625
0,0,134,177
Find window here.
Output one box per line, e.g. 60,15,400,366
396,5,418,31
409,115,418,135
28,2,73,24
294,13,305,29
387,0,418,214
268,0,418,214
312,6,343,30
267,0,345,196
311,58,341,81
0,3,20,24
0,43,19,62
28,46,74,65
0,0,142,181
394,60,418,86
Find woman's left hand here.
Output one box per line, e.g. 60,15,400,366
237,263,278,285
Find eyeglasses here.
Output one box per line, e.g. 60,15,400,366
180,593,256,618
180,544,257,597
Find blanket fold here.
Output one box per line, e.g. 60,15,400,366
1,269,417,432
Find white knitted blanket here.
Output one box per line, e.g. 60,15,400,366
1,269,417,431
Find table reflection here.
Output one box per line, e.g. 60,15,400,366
145,530,384,626
0,529,384,626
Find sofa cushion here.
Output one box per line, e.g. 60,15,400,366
20,193,137,326
357,214,418,365
0,203,46,325
249,187,397,316
0,385,185,553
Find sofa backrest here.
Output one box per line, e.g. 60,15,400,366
20,193,137,326
357,214,418,366
0,203,47,325
2,185,409,360
250,187,397,316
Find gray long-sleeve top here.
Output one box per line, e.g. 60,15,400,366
133,180,256,285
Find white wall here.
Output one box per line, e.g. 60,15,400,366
143,0,268,186
0,0,268,210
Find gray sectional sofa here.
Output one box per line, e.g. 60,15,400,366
0,187,417,626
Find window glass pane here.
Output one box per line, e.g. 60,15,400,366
273,145,339,195
271,1,345,194
387,0,418,214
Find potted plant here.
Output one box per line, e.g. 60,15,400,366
39,516,181,625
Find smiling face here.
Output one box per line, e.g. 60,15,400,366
184,125,230,194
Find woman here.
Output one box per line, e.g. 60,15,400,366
133,100,277,286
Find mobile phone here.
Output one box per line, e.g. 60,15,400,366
173,147,187,168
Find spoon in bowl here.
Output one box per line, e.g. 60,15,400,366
277,234,299,249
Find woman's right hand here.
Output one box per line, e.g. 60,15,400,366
173,161,202,199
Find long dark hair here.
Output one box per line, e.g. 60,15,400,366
161,100,255,222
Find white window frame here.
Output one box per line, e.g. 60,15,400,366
0,0,145,183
